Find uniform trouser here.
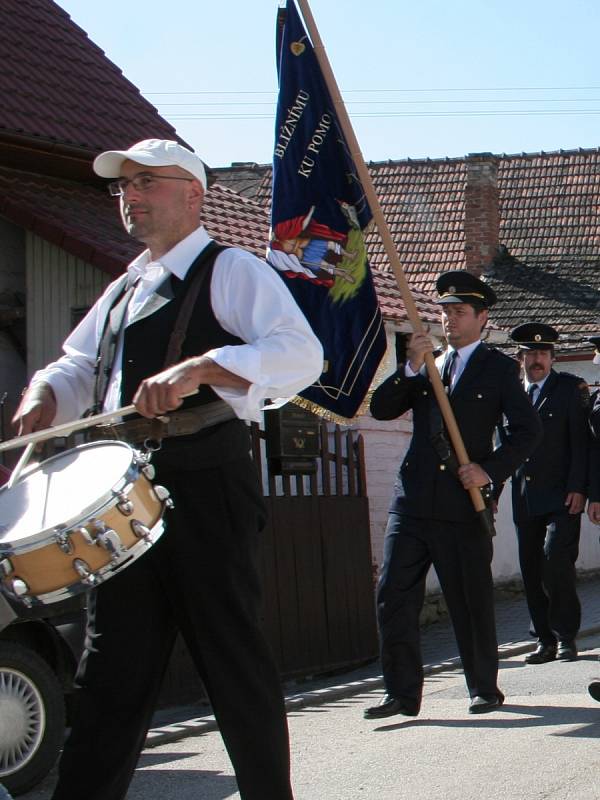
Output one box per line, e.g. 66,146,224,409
376,513,498,704
516,511,581,645
51,456,293,800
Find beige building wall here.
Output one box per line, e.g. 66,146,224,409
26,233,111,375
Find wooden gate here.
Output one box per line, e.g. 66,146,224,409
252,420,378,679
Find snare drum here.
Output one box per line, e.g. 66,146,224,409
0,441,171,605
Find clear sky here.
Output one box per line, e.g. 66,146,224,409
58,0,600,168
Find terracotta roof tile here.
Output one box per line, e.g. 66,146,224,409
214,147,600,342
216,159,467,296
0,0,183,152
373,271,441,325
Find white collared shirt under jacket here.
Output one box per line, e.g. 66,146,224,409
405,339,482,385
33,226,324,424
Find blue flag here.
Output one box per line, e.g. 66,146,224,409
268,0,386,420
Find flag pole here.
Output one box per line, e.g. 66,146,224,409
295,0,487,516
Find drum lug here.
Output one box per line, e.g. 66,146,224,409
142,464,156,481
73,558,98,586
153,485,174,509
115,491,134,516
131,520,151,540
0,557,14,578
6,577,32,606
77,526,96,545
55,528,74,555
96,528,124,561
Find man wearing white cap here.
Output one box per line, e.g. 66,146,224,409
13,139,323,800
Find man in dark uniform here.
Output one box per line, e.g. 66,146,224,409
585,336,600,702
586,336,600,529
509,323,589,665
12,139,323,800
364,271,542,719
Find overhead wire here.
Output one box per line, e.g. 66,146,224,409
144,86,600,120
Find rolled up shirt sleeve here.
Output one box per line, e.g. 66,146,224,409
207,248,323,421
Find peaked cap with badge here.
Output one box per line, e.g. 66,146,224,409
435,271,497,308
510,322,559,350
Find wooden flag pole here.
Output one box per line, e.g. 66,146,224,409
295,0,486,513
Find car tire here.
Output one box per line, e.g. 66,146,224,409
0,641,65,795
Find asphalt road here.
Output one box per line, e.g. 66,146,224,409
22,631,600,800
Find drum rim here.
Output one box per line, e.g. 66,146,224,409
0,440,141,555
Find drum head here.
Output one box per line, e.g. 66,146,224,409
0,441,135,548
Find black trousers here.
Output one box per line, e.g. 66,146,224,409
516,510,581,645
51,455,293,800
377,512,498,703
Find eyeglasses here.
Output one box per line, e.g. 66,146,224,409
107,174,194,197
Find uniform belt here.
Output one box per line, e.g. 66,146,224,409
89,400,237,445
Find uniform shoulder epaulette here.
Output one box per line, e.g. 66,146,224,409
557,370,585,384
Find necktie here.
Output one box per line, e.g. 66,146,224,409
528,383,539,404
443,350,458,391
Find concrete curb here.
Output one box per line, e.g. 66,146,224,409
145,622,600,748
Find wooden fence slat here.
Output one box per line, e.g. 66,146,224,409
356,434,367,497
334,425,344,496
250,422,262,485
320,420,331,496
346,429,356,497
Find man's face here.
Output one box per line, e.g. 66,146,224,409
118,160,202,247
441,302,487,349
521,348,553,383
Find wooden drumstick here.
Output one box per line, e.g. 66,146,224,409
0,390,200,454
0,404,139,454
6,442,36,488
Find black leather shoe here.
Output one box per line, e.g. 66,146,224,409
557,641,577,661
525,643,557,664
364,694,420,719
469,690,505,714
588,681,600,703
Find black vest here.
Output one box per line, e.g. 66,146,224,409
121,247,251,469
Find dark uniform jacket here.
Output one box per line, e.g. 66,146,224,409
511,370,590,521
587,389,600,503
370,342,542,523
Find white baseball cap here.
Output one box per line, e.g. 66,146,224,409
93,139,207,190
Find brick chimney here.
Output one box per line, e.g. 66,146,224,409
464,153,500,276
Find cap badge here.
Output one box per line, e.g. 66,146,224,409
534,334,541,341
448,286,456,293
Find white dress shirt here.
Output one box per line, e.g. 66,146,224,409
33,226,323,423
405,339,482,384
